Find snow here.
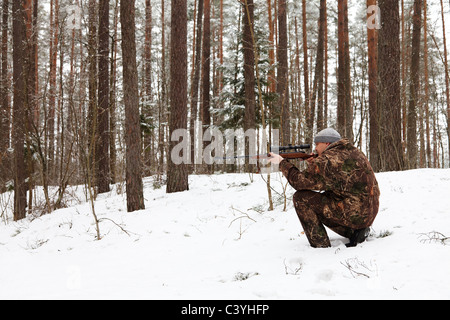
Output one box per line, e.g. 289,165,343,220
1,168,450,300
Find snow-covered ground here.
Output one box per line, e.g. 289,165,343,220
1,168,449,300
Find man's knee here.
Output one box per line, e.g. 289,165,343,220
293,190,320,209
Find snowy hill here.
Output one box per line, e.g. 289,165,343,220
1,169,450,300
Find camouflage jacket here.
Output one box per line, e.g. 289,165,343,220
279,139,380,225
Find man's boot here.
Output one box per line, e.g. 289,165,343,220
346,228,370,247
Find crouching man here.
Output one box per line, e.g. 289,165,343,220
269,128,380,248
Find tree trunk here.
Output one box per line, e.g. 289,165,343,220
401,0,407,151
267,0,276,94
190,0,203,173
367,0,380,170
202,0,211,129
143,0,152,176
316,0,327,133
308,0,326,142
441,0,450,167
302,0,310,144
407,0,422,169
337,0,353,141
201,0,211,172
242,0,256,171
97,0,110,193
48,0,59,181
377,0,404,171
87,0,97,188
0,0,9,189
109,0,119,183
277,0,290,145
120,0,145,212
158,0,167,175
423,0,431,168
166,0,189,193
12,0,28,220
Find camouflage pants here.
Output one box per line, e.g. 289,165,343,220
293,190,372,248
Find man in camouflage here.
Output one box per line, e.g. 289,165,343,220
269,128,380,248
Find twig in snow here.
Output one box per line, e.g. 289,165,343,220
418,231,450,245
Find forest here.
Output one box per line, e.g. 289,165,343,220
0,0,449,222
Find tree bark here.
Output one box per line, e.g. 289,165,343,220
302,0,310,144
166,0,189,193
277,0,290,145
190,0,203,172
423,0,431,167
440,0,450,167
97,0,110,193
337,0,353,141
242,0,256,171
407,0,422,169
12,0,28,220
48,0,59,180
0,0,9,189
367,0,379,170
87,0,97,187
120,0,145,212
377,0,404,171
308,0,326,143
143,0,152,176
201,0,211,173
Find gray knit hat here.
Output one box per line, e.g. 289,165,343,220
314,128,341,144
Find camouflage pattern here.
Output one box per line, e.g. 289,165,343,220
279,138,380,248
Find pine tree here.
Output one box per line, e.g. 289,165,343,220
367,0,379,170
120,0,145,212
277,0,290,145
166,0,189,193
377,0,404,171
337,0,353,141
0,0,9,190
12,0,28,220
97,0,110,193
407,0,422,169
441,0,450,167
242,0,256,171
308,0,326,143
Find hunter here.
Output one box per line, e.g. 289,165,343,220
268,128,380,248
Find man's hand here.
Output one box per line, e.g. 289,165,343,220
306,153,316,164
267,152,284,165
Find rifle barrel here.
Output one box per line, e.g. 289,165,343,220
214,152,317,161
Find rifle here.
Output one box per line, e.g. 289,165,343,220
215,144,318,161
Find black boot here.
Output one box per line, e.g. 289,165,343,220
346,227,370,248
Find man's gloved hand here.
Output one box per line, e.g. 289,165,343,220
267,152,284,165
